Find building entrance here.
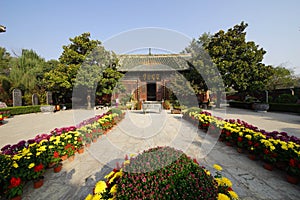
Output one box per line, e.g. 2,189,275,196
147,83,156,101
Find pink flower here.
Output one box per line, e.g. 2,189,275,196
142,177,146,182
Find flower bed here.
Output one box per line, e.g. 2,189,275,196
183,110,300,183
85,146,239,200
0,108,124,199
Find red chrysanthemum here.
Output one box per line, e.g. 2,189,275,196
34,163,44,172
9,177,21,188
53,151,60,158
289,159,296,167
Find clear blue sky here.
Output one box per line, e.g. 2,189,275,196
1,0,299,74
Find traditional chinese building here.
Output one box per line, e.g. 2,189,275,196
116,53,192,102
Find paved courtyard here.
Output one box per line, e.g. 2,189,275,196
0,107,300,199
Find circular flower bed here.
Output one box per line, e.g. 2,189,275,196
86,146,239,200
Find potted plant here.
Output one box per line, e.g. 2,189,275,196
5,177,23,200
262,148,277,171
31,163,45,189
49,151,62,172
286,157,300,184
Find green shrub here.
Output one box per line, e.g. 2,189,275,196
274,94,298,104
0,105,41,116
108,108,123,116
184,107,203,115
162,100,170,109
269,103,300,113
111,146,217,199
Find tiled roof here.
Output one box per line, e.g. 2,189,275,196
117,54,191,72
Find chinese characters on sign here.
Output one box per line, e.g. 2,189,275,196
142,73,161,81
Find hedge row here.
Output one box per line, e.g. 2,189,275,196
269,103,300,113
0,105,41,116
229,101,300,114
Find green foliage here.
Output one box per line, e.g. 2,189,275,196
0,47,11,76
9,49,46,94
107,108,122,116
267,66,297,90
205,21,273,94
44,33,100,103
113,146,217,199
0,105,41,115
273,94,298,104
269,103,300,113
162,100,170,109
184,107,203,116
184,33,225,108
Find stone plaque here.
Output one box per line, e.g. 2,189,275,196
13,89,22,107
32,94,39,105
46,91,53,105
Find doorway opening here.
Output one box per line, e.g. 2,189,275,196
147,83,156,101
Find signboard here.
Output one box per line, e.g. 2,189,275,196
141,73,161,82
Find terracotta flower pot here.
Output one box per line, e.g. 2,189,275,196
53,164,63,173
85,143,91,148
226,142,233,147
286,174,300,184
92,138,97,143
68,155,75,162
48,162,56,168
61,155,68,161
33,178,44,189
77,148,84,154
237,147,243,153
263,162,274,171
248,153,258,161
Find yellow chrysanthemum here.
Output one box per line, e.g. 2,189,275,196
13,161,19,168
85,194,93,200
123,160,130,166
94,181,106,194
12,155,22,160
38,146,47,152
54,140,60,145
28,163,35,169
129,153,136,158
205,169,211,176
245,135,252,140
228,190,239,199
110,184,117,194
270,145,275,151
104,171,115,179
36,152,41,156
213,164,223,171
109,172,122,184
217,177,232,187
218,193,230,200
50,136,55,141
92,194,101,200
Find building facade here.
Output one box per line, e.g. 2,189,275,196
116,53,192,102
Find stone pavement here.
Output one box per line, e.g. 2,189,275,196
1,107,300,199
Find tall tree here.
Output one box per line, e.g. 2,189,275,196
184,33,225,108
0,47,11,76
44,32,100,104
267,66,296,90
9,49,45,91
74,46,122,109
205,22,273,98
